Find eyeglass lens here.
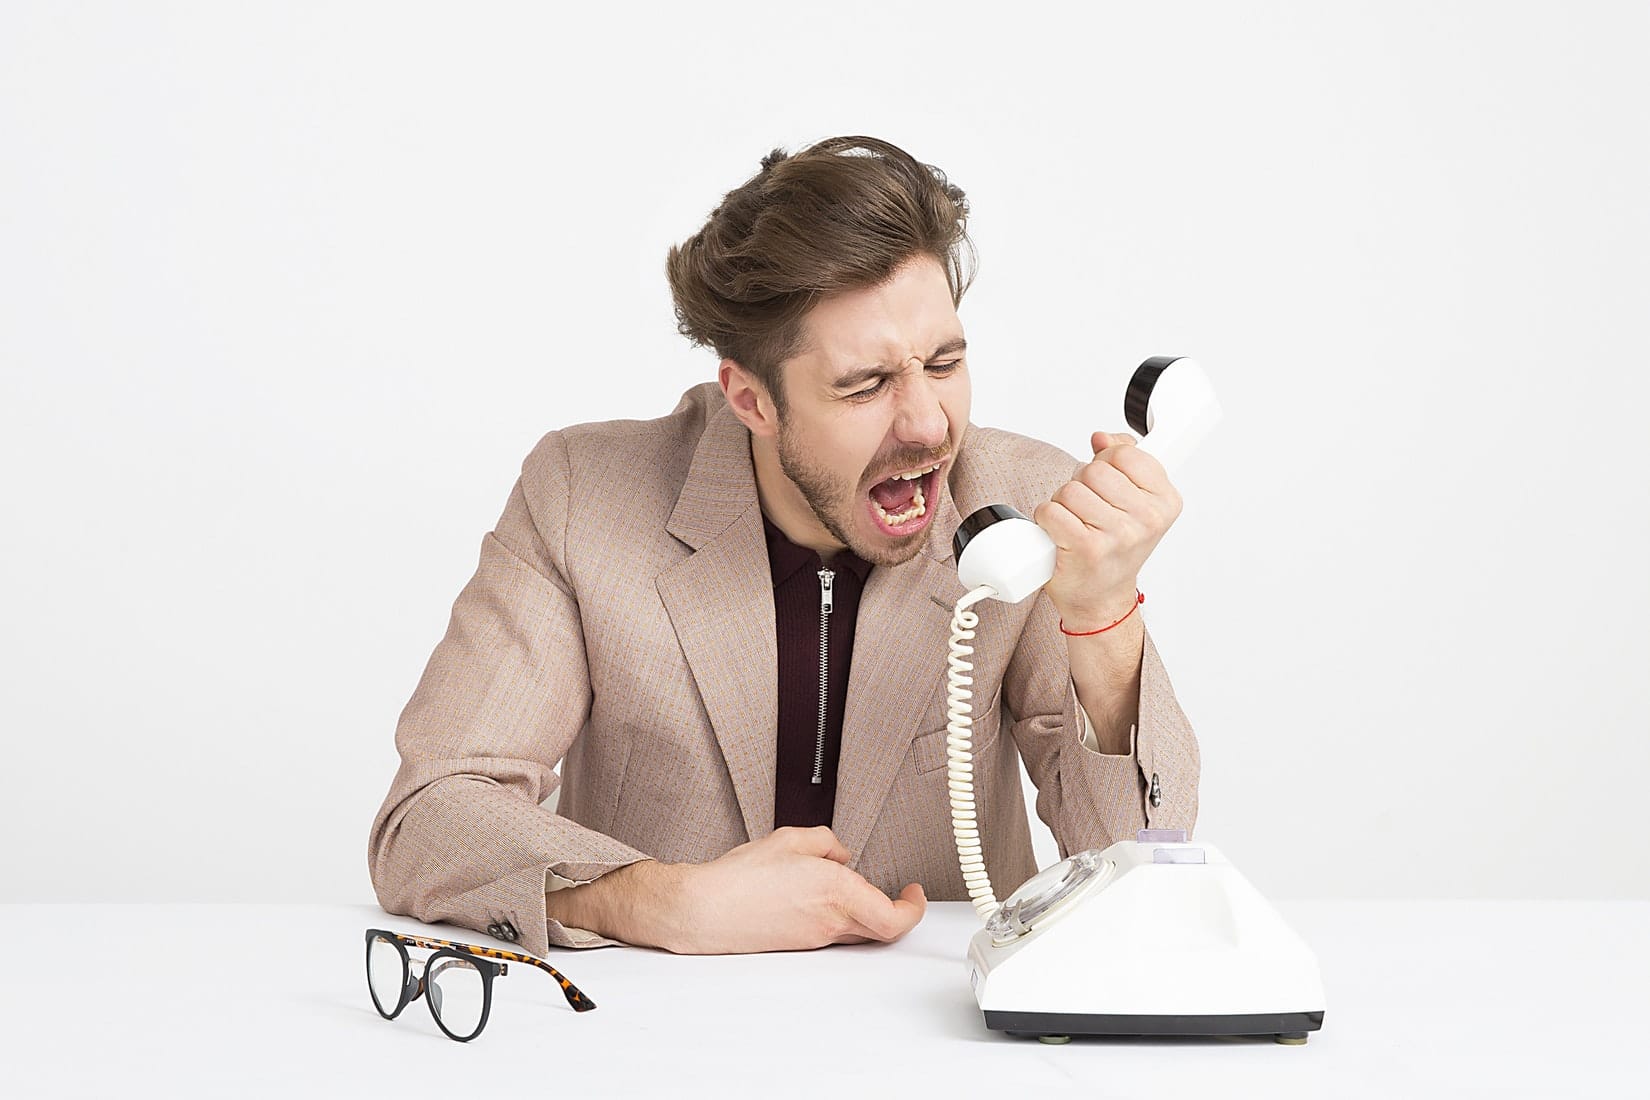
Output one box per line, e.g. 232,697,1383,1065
367,933,406,1017
426,957,486,1039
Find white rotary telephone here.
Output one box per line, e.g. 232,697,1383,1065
945,357,1326,1045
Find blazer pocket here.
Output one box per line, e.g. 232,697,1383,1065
905,684,1004,775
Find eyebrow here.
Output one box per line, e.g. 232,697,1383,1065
832,337,968,391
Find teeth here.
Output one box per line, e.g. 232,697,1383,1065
874,499,927,526
892,462,941,481
873,478,927,527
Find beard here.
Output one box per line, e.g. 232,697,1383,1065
774,418,945,569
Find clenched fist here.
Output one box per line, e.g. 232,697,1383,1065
1033,432,1182,632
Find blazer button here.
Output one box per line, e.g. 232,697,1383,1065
486,922,502,938
1149,772,1162,808
498,921,519,943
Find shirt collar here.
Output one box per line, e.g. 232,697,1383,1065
761,511,874,588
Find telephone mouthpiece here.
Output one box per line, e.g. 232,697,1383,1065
953,505,1057,604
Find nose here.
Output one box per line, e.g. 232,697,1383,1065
891,360,949,450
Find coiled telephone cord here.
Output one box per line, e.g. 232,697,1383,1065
947,585,1002,921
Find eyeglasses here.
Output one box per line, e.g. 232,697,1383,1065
364,928,597,1042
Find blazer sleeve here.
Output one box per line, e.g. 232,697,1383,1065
367,431,652,957
1002,591,1201,857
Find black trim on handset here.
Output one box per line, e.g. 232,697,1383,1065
1124,355,1184,438
952,503,1030,562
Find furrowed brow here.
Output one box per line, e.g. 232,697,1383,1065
832,338,968,391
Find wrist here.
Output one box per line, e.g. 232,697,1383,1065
1059,586,1144,638
545,858,691,951
647,861,696,953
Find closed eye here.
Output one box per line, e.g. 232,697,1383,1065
847,360,961,401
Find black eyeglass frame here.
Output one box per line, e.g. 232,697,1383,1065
365,927,599,1043
366,929,504,1042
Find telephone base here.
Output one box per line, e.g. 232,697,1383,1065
990,1008,1324,1041
967,836,1327,1044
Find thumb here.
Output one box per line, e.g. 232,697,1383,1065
1092,430,1137,455
896,882,927,912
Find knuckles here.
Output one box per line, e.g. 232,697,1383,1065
1076,460,1122,494
1031,499,1064,529
1051,481,1091,511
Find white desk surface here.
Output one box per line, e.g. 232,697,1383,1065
3,900,1645,1098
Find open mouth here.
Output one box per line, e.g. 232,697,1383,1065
865,461,944,536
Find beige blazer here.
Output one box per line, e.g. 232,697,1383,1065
368,383,1200,955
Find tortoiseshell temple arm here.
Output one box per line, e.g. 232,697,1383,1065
388,931,597,1012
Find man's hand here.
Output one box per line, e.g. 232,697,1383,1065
1033,431,1183,630
665,826,926,954
545,826,926,954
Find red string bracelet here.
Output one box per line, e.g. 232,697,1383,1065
1059,589,1145,637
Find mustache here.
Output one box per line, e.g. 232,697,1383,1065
865,447,951,485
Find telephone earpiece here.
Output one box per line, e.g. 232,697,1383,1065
952,356,1221,604
1120,355,1223,478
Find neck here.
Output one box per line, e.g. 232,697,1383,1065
750,434,844,558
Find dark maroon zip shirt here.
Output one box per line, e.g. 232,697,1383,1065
763,513,874,829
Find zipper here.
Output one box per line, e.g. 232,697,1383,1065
812,568,835,784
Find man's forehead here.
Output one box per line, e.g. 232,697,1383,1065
797,259,963,375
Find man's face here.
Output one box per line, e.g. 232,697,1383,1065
772,255,971,568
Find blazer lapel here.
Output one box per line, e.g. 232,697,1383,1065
832,482,968,868
656,402,777,844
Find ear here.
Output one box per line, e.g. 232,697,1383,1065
719,359,780,438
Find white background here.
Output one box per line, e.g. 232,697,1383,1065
2,1,1645,905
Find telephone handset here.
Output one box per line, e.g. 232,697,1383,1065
943,358,1326,1044
953,356,1223,603
944,356,1223,918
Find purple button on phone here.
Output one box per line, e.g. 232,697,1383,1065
1137,828,1188,843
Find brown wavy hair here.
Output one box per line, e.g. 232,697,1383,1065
665,135,975,412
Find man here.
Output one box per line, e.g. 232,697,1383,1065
368,136,1200,957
